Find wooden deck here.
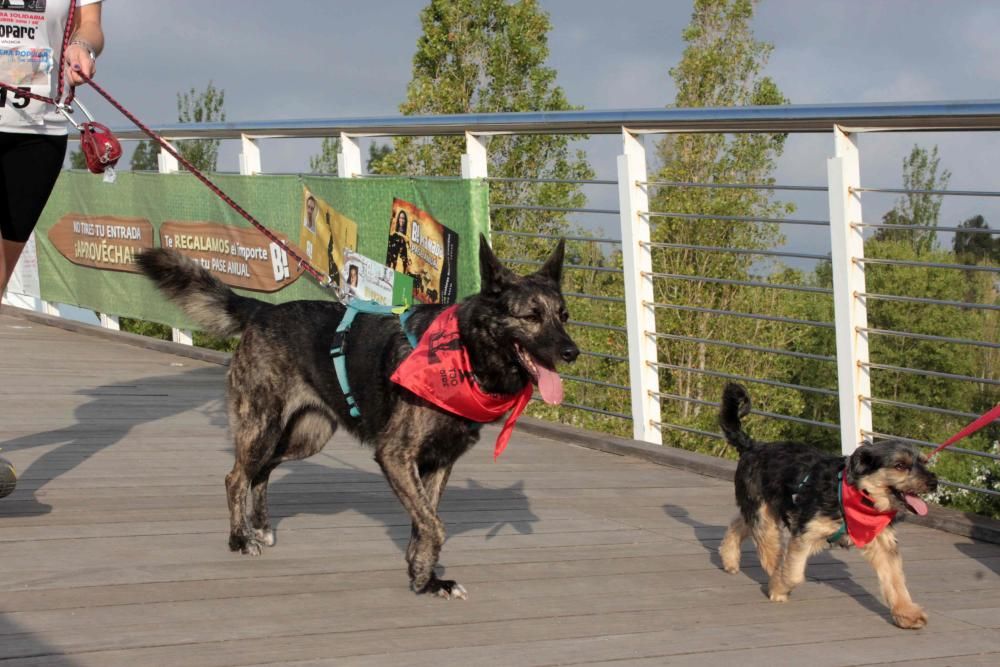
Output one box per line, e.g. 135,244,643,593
1,310,999,666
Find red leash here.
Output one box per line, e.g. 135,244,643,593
73,70,331,286
1,1,330,287
928,403,1000,459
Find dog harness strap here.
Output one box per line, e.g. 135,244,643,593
330,299,417,418
330,307,363,418
827,471,848,544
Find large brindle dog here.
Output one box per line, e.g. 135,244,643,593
138,236,578,599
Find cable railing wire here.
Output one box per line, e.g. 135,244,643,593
641,180,829,193
858,292,1000,313
492,229,621,244
645,272,833,295
861,362,1000,387
647,362,839,397
643,241,829,263
648,301,835,330
648,331,835,363
855,256,1000,274
651,391,837,430
863,430,1000,462
863,396,985,422
860,327,1000,351
491,203,619,215
853,186,1000,198
855,221,1000,235
645,210,829,227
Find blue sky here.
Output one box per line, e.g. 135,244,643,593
84,1,1000,258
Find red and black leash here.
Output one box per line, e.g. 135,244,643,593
0,1,330,287
74,70,331,286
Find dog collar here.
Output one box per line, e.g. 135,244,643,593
391,305,534,459
838,470,897,547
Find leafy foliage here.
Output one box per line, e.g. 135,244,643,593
175,82,226,172
310,137,340,175
646,0,794,451
68,149,87,170
130,140,159,171
371,0,594,259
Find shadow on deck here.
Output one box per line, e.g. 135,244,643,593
1,310,999,666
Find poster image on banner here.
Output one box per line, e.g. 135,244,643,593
299,186,358,287
159,221,305,292
341,249,391,305
385,198,458,304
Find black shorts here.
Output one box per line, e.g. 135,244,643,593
0,132,68,243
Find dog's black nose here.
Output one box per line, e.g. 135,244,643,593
561,345,580,362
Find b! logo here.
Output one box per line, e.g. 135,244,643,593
270,242,290,281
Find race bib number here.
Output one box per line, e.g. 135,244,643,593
0,46,52,125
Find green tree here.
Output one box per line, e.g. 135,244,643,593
68,149,87,170
370,0,603,429
371,0,593,260
873,145,951,253
366,142,393,174
648,0,793,451
954,214,996,264
175,82,226,172
130,140,159,171
309,137,340,175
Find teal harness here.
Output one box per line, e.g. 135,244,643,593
793,468,848,545
329,300,419,418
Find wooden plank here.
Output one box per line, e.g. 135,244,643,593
3,312,1000,666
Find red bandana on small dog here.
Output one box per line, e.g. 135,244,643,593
841,476,897,547
391,306,534,460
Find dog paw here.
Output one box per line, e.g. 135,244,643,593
416,577,468,600
229,534,264,556
722,563,740,574
768,589,789,603
892,605,928,629
254,528,276,547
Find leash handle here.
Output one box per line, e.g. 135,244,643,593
928,403,1000,459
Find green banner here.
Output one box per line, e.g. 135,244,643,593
36,171,490,330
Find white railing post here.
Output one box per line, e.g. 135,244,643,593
617,129,661,445
827,125,872,455
338,134,362,178
100,313,120,331
461,132,488,180
157,143,192,345
239,134,261,176
157,145,179,175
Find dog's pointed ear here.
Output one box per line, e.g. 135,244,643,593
537,238,566,285
848,444,878,482
479,234,515,296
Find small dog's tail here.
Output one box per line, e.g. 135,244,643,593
136,248,266,338
719,382,755,454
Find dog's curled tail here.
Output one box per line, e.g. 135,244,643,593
136,248,266,338
719,382,754,454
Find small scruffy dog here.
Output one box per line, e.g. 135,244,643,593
717,383,937,629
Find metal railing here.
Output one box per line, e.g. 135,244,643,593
9,100,1000,504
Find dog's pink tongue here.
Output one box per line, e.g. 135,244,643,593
904,493,928,516
536,365,564,405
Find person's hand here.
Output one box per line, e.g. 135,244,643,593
64,41,97,86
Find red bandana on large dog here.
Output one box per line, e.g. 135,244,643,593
391,306,534,460
841,476,897,547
